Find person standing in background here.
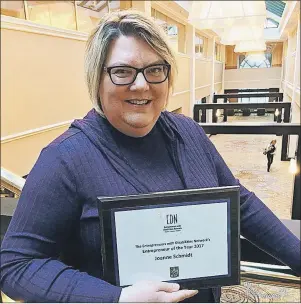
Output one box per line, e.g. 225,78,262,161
264,139,277,172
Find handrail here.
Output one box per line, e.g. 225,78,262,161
1,167,25,197
214,92,283,99
198,122,300,135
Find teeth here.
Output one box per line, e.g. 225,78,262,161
127,99,149,105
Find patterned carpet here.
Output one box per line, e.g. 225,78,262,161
221,278,300,303
221,262,301,303
210,114,295,219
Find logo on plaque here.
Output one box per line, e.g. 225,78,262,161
170,266,179,278
163,214,182,233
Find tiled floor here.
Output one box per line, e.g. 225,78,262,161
209,113,295,219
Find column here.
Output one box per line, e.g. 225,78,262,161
207,36,216,123
186,24,196,118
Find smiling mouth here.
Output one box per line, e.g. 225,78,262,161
125,99,151,105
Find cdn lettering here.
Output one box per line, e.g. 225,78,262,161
166,214,178,225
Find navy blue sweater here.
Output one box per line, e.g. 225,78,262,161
1,109,300,302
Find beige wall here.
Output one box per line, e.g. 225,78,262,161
1,28,91,137
2,126,69,176
195,60,211,88
287,27,297,86
225,46,239,69
1,26,92,175
224,67,282,89
214,83,222,93
167,92,190,115
282,20,300,107
194,59,211,101
271,43,283,67
195,86,211,101
214,62,223,84
173,55,190,94
167,54,190,115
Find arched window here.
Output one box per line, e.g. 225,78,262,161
239,53,272,69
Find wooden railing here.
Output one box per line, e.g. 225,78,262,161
1,167,25,197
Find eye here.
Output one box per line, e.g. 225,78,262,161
147,66,164,75
111,67,134,78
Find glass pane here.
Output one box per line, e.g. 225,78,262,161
27,1,76,30
152,9,186,54
109,0,120,11
199,37,204,55
167,25,179,52
240,53,272,69
195,35,200,53
0,1,25,19
76,0,109,33
264,18,279,29
109,0,131,11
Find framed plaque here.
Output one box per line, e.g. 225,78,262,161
97,186,240,289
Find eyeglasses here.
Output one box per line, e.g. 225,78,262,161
104,63,171,85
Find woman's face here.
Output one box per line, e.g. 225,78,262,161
99,35,169,137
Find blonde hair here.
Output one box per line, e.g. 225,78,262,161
84,10,178,115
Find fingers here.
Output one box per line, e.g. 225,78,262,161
167,289,199,303
155,282,180,292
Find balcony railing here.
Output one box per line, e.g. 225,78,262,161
1,167,25,197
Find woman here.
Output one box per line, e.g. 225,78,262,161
1,10,300,303
265,139,277,172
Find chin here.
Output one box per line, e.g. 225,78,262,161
124,113,158,128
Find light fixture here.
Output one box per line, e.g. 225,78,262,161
187,1,266,30
245,51,267,61
234,39,266,53
275,109,280,116
219,25,264,45
289,157,298,174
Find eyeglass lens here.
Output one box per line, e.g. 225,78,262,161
109,64,169,85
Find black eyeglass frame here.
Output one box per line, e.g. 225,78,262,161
103,63,171,86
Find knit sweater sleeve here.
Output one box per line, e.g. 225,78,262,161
0,145,122,302
194,124,301,276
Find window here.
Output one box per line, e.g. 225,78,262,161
151,8,186,53
195,33,207,57
0,1,26,19
1,0,132,32
239,53,272,69
264,18,279,29
76,0,109,33
26,1,77,30
108,0,132,12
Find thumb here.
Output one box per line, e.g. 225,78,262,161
156,282,180,292
168,289,199,302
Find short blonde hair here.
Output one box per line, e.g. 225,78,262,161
84,9,178,114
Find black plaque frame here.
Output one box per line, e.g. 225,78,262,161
97,186,240,289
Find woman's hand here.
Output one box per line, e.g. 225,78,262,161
118,281,198,303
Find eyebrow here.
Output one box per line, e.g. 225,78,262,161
108,60,165,68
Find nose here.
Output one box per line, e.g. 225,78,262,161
130,72,149,91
